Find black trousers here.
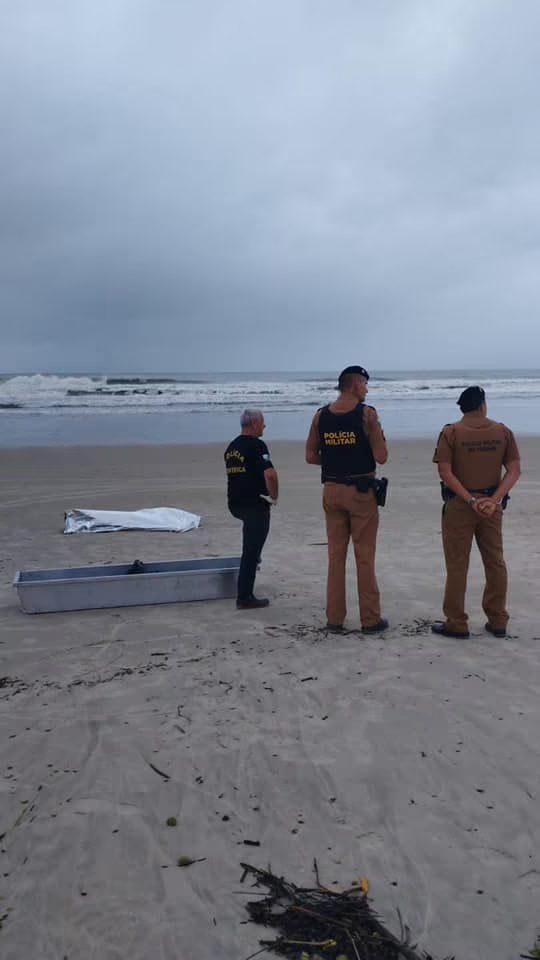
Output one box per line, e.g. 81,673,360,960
229,503,270,602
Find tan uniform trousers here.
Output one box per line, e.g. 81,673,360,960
442,498,508,633
323,482,380,628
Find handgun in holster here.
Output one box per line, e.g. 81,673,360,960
356,476,388,507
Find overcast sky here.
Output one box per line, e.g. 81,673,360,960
1,1,539,373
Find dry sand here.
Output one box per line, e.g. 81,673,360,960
1,439,539,960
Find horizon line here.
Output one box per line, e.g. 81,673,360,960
2,366,540,377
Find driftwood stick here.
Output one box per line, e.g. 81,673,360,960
146,760,170,780
243,948,269,960
347,929,362,960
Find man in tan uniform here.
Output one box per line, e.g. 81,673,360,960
432,385,521,639
305,365,388,634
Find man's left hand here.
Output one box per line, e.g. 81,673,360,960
476,497,499,517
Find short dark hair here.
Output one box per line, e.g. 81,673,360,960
457,385,485,413
337,365,370,391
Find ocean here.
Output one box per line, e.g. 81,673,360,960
1,369,539,446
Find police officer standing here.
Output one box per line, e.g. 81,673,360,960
432,385,521,639
224,408,278,609
305,365,388,634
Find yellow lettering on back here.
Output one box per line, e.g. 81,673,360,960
323,430,357,446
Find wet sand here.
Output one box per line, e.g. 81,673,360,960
1,439,539,959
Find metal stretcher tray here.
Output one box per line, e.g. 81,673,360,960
13,557,241,614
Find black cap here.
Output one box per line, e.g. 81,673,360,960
337,365,370,389
457,385,485,413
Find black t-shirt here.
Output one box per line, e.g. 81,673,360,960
224,435,273,507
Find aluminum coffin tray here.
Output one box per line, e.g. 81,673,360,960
13,557,241,614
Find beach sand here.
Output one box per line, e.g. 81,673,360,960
1,439,539,960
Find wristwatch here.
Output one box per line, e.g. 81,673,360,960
467,496,477,507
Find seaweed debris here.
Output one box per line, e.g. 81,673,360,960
240,862,452,960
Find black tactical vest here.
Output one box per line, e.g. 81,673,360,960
318,403,376,482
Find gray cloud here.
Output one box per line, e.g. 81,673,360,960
1,0,540,371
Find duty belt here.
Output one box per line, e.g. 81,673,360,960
325,475,388,506
324,475,374,486
440,483,509,509
441,484,497,500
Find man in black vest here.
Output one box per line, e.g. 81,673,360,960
305,365,388,634
225,408,279,609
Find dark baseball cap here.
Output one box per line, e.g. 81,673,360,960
457,385,485,412
337,365,370,388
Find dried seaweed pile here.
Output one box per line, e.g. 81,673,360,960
241,862,451,960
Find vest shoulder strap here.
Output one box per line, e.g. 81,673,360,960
355,402,366,435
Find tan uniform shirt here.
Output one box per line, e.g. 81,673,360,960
433,415,520,489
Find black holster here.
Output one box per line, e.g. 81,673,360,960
440,482,455,503
356,476,388,507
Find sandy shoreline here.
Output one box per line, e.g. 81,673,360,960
1,439,539,959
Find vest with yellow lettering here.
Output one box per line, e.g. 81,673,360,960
318,403,375,482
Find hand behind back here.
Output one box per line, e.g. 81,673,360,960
475,497,499,517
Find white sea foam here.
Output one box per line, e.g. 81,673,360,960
1,370,540,415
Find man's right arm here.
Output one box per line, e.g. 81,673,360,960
495,459,521,499
478,429,521,516
495,430,521,501
305,411,321,465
